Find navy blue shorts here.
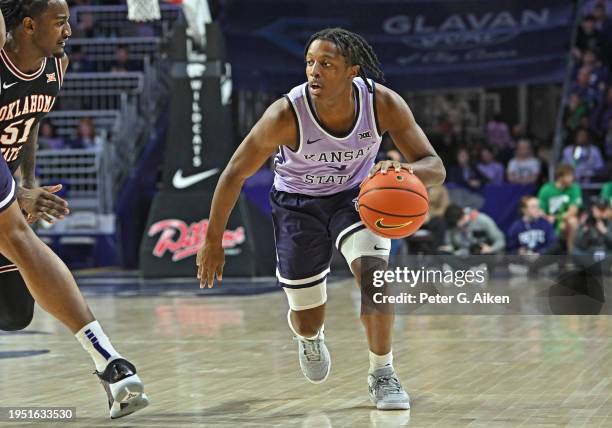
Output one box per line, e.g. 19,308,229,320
270,187,366,289
0,155,16,215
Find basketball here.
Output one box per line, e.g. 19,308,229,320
357,168,429,239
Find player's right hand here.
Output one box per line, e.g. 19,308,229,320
17,184,69,224
196,240,225,289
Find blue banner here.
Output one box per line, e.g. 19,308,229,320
220,0,575,91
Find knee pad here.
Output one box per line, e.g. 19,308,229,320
0,310,34,331
0,270,34,331
340,227,391,269
283,280,327,311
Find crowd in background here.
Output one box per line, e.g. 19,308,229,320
28,0,612,270
387,1,612,273
563,0,612,184
37,1,159,150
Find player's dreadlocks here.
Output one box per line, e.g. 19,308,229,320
304,28,384,92
0,0,50,32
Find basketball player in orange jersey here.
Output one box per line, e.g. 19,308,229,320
0,1,148,418
197,28,445,409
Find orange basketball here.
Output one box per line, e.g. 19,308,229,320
357,168,429,239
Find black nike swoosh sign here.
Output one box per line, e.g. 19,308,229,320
375,218,414,230
306,138,323,144
328,165,347,171
374,245,389,251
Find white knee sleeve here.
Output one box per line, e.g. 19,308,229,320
283,281,327,311
340,226,390,269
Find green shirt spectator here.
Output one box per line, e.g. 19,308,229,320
601,182,612,206
538,167,582,233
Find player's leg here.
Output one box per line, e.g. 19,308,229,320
562,215,578,253
271,189,332,383
336,220,410,410
351,255,393,356
0,209,96,333
0,163,148,418
0,258,34,331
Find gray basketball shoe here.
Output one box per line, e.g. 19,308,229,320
368,366,410,410
295,330,331,384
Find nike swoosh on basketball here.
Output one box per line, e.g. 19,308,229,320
172,168,219,189
2,82,17,90
375,218,413,230
306,138,323,144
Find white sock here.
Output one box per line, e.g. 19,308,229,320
75,321,121,372
287,309,320,340
369,350,393,374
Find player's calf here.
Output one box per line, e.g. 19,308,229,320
283,276,331,383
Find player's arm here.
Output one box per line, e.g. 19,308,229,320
372,84,446,186
18,122,39,189
196,98,297,288
16,123,69,223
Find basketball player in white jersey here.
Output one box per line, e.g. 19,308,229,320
0,1,148,418
197,28,445,409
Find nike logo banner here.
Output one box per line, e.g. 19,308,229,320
172,168,219,189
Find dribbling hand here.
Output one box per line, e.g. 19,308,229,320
366,161,413,183
196,241,225,288
17,184,69,224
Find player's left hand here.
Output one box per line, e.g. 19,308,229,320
368,160,402,178
17,184,70,224
196,240,225,289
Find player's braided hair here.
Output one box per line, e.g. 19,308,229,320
304,28,384,92
0,0,50,32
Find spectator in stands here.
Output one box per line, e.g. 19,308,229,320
38,121,66,150
439,204,505,271
510,123,527,143
592,2,612,31
440,95,476,136
486,114,513,154
570,67,602,109
69,118,103,149
601,180,612,206
67,45,95,73
581,50,609,87
564,93,589,134
110,45,140,72
507,139,541,185
593,2,612,67
442,205,506,255
575,15,604,58
425,185,450,251
538,164,582,252
71,11,96,38
447,147,486,189
562,127,605,183
507,196,556,255
605,119,612,173
572,198,612,268
591,86,612,136
476,146,504,185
